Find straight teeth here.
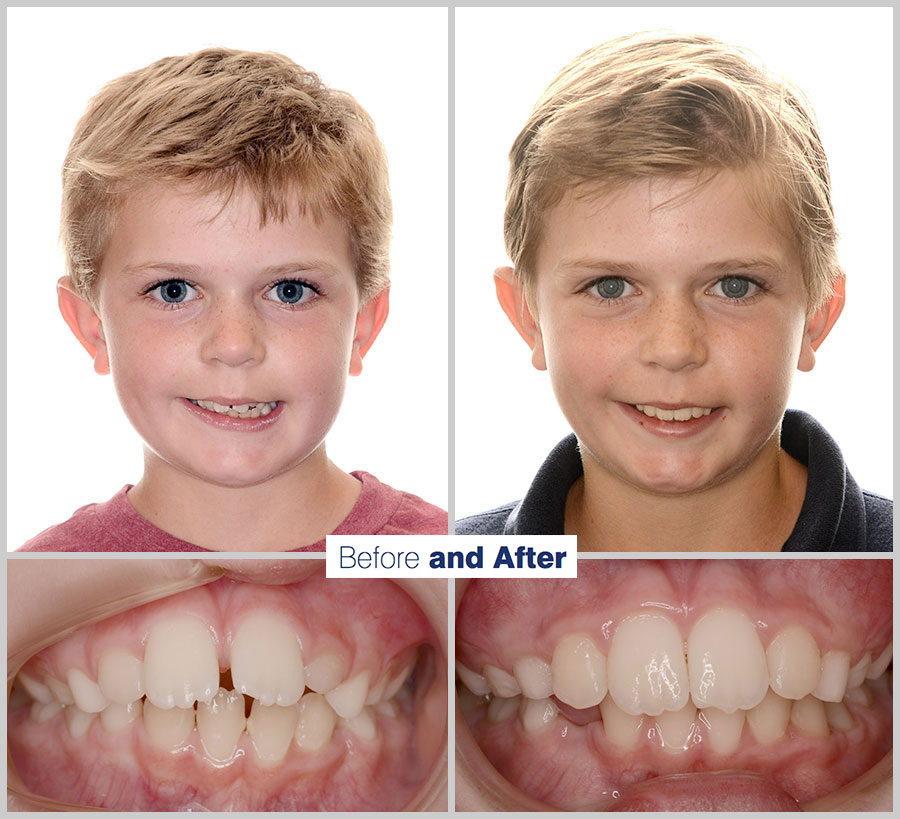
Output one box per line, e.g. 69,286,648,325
190,399,278,419
635,404,713,421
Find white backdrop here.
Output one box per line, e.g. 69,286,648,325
455,7,893,519
7,7,449,549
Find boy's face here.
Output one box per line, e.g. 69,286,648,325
507,169,831,496
74,182,378,489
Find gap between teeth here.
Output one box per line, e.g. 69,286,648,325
190,399,278,418
635,404,713,421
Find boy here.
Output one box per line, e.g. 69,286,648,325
456,32,891,551
20,48,446,551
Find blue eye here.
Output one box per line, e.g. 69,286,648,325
590,277,634,299
715,277,758,299
148,280,198,304
267,280,317,305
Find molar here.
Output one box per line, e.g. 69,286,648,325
143,701,195,750
790,694,829,738
608,613,688,716
324,669,371,719
98,649,145,706
599,696,645,750
64,706,96,739
247,701,300,767
197,688,246,763
812,650,851,702
551,633,607,709
342,706,377,741
17,672,53,704
231,612,306,706
305,652,345,694
66,668,109,713
699,707,745,755
687,608,767,712
653,703,697,753
519,697,558,733
382,659,415,701
745,688,791,744
144,615,218,709
483,664,521,698
486,695,520,724
30,701,63,724
513,656,553,700
766,625,820,699
100,700,143,734
294,692,337,752
456,661,490,696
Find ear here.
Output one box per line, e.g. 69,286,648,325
57,277,110,375
797,277,845,372
349,287,390,376
493,266,546,370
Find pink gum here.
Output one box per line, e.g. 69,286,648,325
457,559,892,671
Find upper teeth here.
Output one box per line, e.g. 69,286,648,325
635,404,712,421
190,399,277,418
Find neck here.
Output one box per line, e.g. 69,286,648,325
127,446,361,551
566,438,807,552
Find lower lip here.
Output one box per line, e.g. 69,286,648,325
180,398,284,432
618,402,724,439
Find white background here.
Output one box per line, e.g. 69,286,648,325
455,7,893,519
7,7,448,549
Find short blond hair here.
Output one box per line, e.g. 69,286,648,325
505,32,841,310
62,48,391,302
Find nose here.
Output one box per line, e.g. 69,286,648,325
639,295,708,371
200,299,266,367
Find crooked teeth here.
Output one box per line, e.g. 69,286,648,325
484,664,521,698
767,625,820,700
700,707,745,755
197,688,246,763
790,694,829,738
813,650,851,702
866,643,892,679
600,696,645,749
295,692,337,752
64,706,96,739
325,670,371,719
513,655,552,700
144,615,218,709
231,613,306,706
100,700,142,734
144,700,195,750
305,653,346,695
191,399,277,418
635,404,712,421
745,688,792,744
654,702,697,752
98,649,145,705
247,701,300,766
342,707,378,741
551,633,607,709
17,672,53,704
66,668,109,713
519,697,558,733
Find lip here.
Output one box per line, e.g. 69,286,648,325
180,397,284,432
618,401,724,439
191,396,276,406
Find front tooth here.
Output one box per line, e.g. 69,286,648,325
66,668,109,713
766,625,820,699
483,665,520,698
824,701,854,732
551,633,607,708
64,707,96,739
866,643,892,679
520,697,558,733
295,692,337,752
231,612,305,706
17,672,53,703
143,701,195,750
100,700,142,734
486,695,520,723
847,653,871,688
790,694,828,738
305,653,345,694
746,688,791,743
144,615,218,709
325,670,371,719
700,707,745,755
688,608,768,712
608,613,688,716
98,649,145,705
673,407,692,421
657,408,675,421
813,651,850,702
247,701,300,767
197,688,246,762
342,707,377,741
654,703,697,753
599,696,645,749
43,676,75,705
513,656,552,700
30,701,63,723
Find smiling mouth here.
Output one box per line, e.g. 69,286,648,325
456,560,892,811
188,399,279,419
634,404,715,421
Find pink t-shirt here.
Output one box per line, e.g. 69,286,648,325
18,472,447,552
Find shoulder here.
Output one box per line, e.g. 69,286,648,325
455,502,518,535
349,472,448,535
18,488,132,552
862,490,893,552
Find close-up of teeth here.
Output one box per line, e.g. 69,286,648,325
635,404,713,421
189,399,278,419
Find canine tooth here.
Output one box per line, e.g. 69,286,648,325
365,671,391,705
766,625,820,700
600,696,645,749
688,607,768,712
746,688,791,743
197,688,246,763
144,701,195,750
843,685,872,707
382,659,415,700
66,668,109,713
654,703,697,753
17,672,53,703
247,701,300,767
43,675,75,705
144,615,218,709
305,653,345,694
98,649,145,705
325,670,371,719
867,643,892,679
484,664,520,698
847,653,871,688
342,706,377,741
520,697,558,733
30,701,63,723
100,700,142,734
551,633,607,709
608,613,688,716
64,706,96,739
487,695,520,723
824,701,854,732
456,661,490,697
790,695,829,738
700,707,745,755
514,656,553,700
813,651,851,702
231,612,305,706
294,692,336,752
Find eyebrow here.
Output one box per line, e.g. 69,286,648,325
556,257,790,277
119,260,346,278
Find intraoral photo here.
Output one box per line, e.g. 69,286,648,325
7,559,448,810
456,559,891,811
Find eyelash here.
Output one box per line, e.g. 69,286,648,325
141,278,323,309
